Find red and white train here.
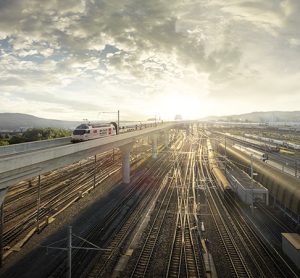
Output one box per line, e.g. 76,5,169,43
71,121,159,143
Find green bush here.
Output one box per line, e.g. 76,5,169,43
8,128,72,145
0,140,9,146
9,136,26,144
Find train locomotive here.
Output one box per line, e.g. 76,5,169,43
71,123,117,142
71,121,158,143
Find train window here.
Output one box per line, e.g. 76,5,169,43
73,130,85,135
76,124,89,129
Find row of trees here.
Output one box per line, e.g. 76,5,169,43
0,128,72,145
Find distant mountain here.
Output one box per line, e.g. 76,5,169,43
203,111,300,123
0,113,81,130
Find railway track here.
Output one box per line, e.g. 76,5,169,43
3,153,120,248
201,138,298,278
14,147,164,277
202,170,252,277
2,146,151,259
223,193,298,277
256,203,295,234
83,152,174,278
198,140,252,277
43,140,178,277
166,135,206,278
167,215,200,278
166,212,183,278
183,216,202,277
129,169,175,277
4,127,298,278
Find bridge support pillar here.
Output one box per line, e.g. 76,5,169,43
0,189,7,208
119,143,134,184
152,134,158,159
164,131,170,147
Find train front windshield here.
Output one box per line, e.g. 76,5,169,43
73,130,86,135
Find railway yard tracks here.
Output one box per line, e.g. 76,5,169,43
1,128,299,278
199,141,298,278
165,141,205,278
49,154,173,277
129,170,175,277
2,145,150,259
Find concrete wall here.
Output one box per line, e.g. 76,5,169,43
0,137,71,156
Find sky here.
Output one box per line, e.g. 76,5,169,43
0,0,300,121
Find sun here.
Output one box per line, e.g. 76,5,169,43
156,94,202,120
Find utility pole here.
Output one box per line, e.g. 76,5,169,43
37,175,41,232
224,135,227,157
98,110,120,134
43,226,110,278
250,154,254,184
0,188,7,268
68,226,72,278
250,154,254,214
0,203,4,268
224,136,227,174
117,110,120,135
93,155,97,189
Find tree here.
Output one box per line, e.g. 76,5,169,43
7,128,71,145
9,136,26,144
0,140,9,146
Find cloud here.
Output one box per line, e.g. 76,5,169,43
1,0,240,77
0,0,299,119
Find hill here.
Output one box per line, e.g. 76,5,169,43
203,111,300,123
0,113,80,130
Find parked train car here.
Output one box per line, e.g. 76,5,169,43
245,134,300,150
207,139,231,192
230,134,279,153
286,142,300,150
232,144,268,162
218,143,300,218
217,132,279,153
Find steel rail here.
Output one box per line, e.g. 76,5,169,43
200,150,252,278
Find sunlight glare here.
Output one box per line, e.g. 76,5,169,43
156,94,202,120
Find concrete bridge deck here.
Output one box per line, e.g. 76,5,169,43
0,123,181,190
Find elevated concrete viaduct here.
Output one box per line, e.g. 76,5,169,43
0,122,193,205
